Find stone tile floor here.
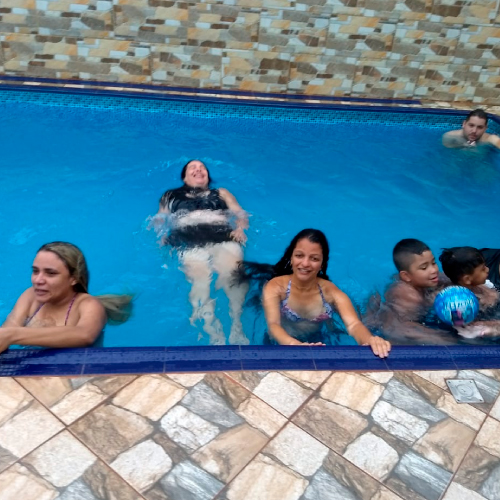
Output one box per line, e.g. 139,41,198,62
1,369,500,500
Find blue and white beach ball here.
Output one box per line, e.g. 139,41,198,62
434,286,479,326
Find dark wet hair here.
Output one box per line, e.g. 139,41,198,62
235,228,330,286
439,246,485,284
181,159,212,186
273,229,330,280
393,239,431,272
465,109,488,124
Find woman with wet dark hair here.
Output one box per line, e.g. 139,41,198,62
156,159,249,345
241,229,390,356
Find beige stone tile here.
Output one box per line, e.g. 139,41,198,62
0,378,33,427
83,460,143,500
225,454,308,500
442,482,488,500
435,392,486,431
280,370,331,389
112,375,187,421
70,403,153,462
50,383,108,425
166,373,206,387
364,372,394,384
110,439,172,492
343,432,399,480
475,417,500,458
203,373,251,409
453,444,499,491
0,463,58,500
414,418,476,472
236,396,288,437
490,393,500,421
17,376,135,425
265,422,329,476
193,423,268,482
224,371,267,392
23,431,96,488
0,402,64,459
293,396,368,453
253,372,312,417
14,377,70,412
320,373,384,415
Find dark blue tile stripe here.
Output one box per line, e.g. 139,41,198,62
0,74,422,104
2,345,500,377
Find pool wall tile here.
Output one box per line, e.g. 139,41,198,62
0,348,86,377
82,347,166,375
164,346,243,372
240,345,315,371
1,1,500,102
3,344,500,378
312,346,390,371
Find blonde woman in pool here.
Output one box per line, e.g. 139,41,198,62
0,242,133,353
155,159,249,345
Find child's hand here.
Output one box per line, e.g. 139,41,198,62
455,324,491,339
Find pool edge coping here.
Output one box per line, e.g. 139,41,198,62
2,345,500,377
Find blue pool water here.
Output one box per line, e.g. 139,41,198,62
1,90,499,347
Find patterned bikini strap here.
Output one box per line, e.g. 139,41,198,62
64,294,78,326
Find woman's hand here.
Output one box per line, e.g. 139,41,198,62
231,228,247,245
363,336,391,358
288,339,325,346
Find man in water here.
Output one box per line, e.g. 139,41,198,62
442,109,500,149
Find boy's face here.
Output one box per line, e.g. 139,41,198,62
400,251,439,288
459,262,489,287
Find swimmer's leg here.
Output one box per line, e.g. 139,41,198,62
180,248,225,345
212,242,250,345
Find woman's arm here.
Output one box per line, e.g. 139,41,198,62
0,296,107,353
2,288,33,328
219,188,248,244
327,282,391,357
262,280,324,346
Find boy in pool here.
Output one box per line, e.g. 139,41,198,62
480,248,500,290
442,109,500,149
439,247,500,338
364,238,457,344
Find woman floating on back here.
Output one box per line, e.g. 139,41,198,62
0,241,133,353
155,159,249,345
240,229,390,357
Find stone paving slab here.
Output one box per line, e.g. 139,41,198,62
0,369,499,500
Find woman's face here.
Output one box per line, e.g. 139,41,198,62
291,238,324,281
31,251,76,303
183,161,209,188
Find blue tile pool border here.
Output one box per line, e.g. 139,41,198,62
0,77,499,132
2,345,500,377
1,80,499,377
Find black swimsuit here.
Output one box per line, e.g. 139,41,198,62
160,185,234,249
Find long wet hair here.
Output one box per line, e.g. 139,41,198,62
37,242,133,324
236,228,330,284
180,159,213,187
273,228,330,279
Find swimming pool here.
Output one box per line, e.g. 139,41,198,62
1,85,500,351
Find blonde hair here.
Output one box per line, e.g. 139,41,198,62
37,242,133,324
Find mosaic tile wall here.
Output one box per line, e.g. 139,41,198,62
0,0,499,103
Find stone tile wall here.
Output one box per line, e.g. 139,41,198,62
0,0,499,103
